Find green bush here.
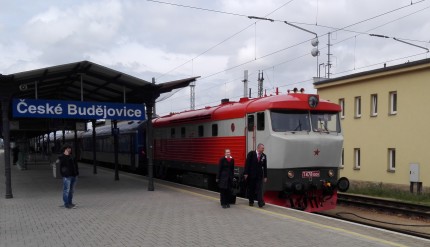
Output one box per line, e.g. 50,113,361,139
348,183,430,206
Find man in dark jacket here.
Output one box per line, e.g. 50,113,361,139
244,143,267,208
59,145,79,209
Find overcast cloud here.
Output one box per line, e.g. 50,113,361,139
1,0,429,115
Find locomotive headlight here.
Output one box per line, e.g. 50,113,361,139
328,169,334,177
308,95,319,108
287,170,295,178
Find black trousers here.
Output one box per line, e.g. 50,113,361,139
220,188,231,205
247,177,263,204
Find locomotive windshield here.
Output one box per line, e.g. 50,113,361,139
271,110,311,132
270,110,341,133
310,111,341,133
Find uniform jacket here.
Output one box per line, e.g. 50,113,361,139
59,154,79,177
217,157,234,189
244,151,267,179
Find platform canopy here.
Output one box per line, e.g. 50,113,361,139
0,60,199,137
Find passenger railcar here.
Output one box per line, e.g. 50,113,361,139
80,120,146,170
152,90,349,212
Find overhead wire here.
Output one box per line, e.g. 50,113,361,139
148,0,429,114
151,0,296,80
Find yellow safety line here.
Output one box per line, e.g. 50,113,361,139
159,183,409,247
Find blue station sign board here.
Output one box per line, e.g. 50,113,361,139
12,99,146,121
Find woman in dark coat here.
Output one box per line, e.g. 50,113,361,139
216,149,234,208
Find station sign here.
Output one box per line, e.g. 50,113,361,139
12,99,146,121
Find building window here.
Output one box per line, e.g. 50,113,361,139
198,125,204,137
339,98,345,119
181,127,186,138
212,124,218,137
389,91,397,115
354,148,360,169
257,112,265,131
371,94,378,117
388,148,396,172
170,128,175,138
354,96,361,118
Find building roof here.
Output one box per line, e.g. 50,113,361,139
314,58,430,88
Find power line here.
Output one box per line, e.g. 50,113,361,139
153,0,296,80
146,0,248,17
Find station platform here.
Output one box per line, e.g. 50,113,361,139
1,149,429,247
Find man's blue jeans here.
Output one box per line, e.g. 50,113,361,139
63,176,77,207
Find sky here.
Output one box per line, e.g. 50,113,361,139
1,0,429,116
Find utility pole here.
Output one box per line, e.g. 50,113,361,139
190,81,195,110
258,71,264,97
243,70,248,98
327,32,332,78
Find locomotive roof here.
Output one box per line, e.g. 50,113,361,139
153,93,340,126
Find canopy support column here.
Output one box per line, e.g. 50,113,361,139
146,103,154,191
1,98,13,198
92,120,97,174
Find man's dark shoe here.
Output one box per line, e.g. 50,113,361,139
249,202,254,207
226,204,230,208
258,201,265,208
222,205,227,208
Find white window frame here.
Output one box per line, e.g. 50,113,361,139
339,98,345,119
354,148,360,169
354,96,361,118
371,94,378,116
388,148,396,172
389,91,397,115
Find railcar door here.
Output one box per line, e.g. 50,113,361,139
246,112,266,154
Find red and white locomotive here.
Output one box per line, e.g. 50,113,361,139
153,89,349,212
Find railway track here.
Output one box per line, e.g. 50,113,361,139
317,193,430,239
337,193,430,219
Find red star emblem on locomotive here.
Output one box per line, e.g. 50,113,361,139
313,149,320,156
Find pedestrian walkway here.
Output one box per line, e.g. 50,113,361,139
0,149,429,247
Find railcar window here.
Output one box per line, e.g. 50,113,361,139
198,125,204,137
310,111,341,133
171,128,175,138
119,135,131,153
270,110,310,132
247,115,254,131
181,127,186,138
212,124,218,136
257,112,265,131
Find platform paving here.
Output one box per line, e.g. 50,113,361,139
1,149,429,247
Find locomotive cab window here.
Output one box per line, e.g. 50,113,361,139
170,128,176,138
212,124,218,136
257,112,265,131
247,115,255,131
181,127,186,138
198,125,204,137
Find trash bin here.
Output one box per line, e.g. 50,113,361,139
52,159,61,179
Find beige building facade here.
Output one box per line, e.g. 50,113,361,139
314,58,430,192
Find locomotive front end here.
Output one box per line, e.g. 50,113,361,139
264,94,349,211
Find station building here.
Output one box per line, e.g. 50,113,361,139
314,58,430,193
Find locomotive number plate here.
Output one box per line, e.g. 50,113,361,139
302,171,320,178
